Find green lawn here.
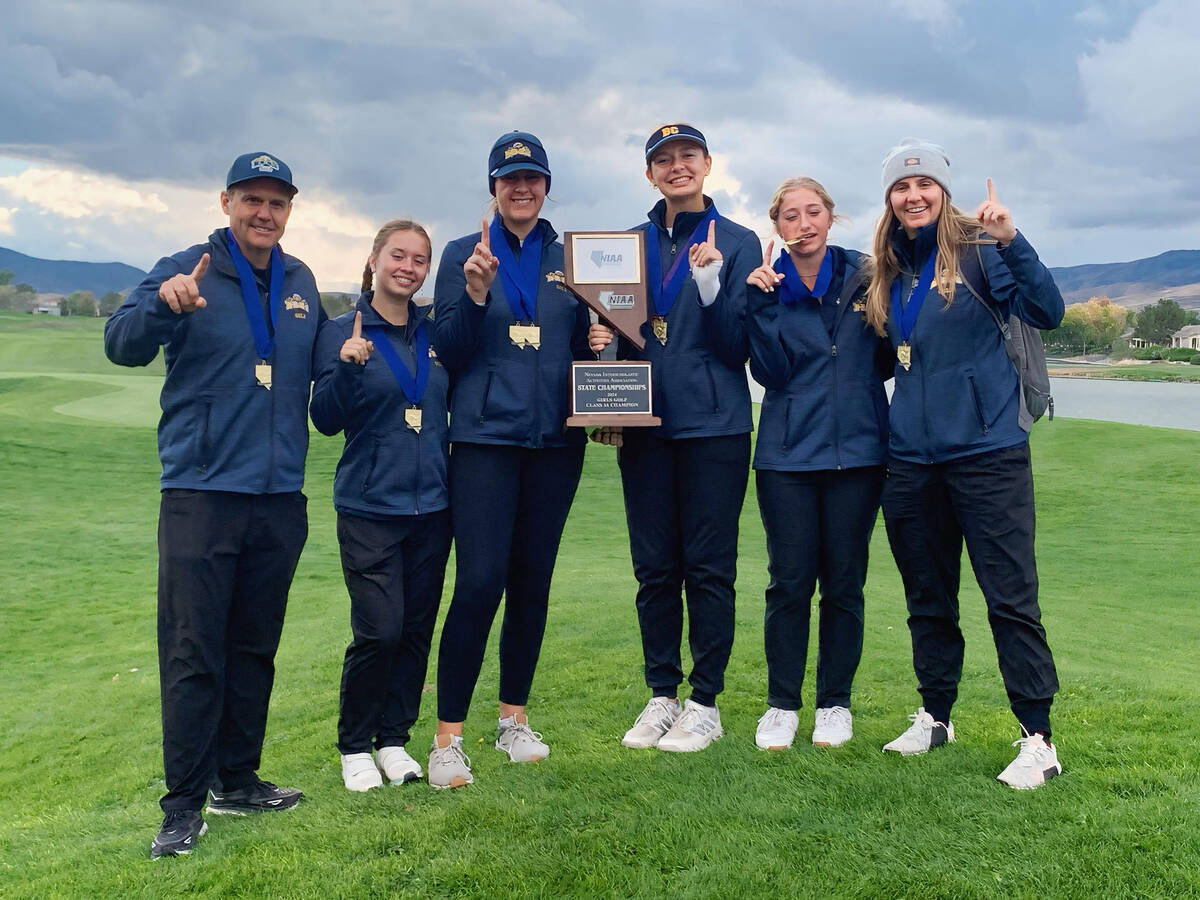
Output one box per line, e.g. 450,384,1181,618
2,314,1199,898
1050,360,1200,382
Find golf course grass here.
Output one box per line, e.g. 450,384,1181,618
2,311,1198,898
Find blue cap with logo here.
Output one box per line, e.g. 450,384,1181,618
645,124,708,161
226,151,298,195
488,131,551,195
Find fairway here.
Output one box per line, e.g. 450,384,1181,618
2,312,1199,898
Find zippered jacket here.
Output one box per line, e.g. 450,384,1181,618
749,246,890,471
104,228,323,492
617,200,760,439
432,219,590,449
885,226,1064,463
310,293,450,517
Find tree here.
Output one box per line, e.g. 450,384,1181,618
1134,298,1200,345
320,292,354,317
1047,296,1126,355
0,268,13,286
65,290,98,317
98,291,124,316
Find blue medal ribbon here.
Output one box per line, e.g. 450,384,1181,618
890,247,938,343
776,247,833,305
489,214,543,321
226,229,284,360
364,319,430,406
644,204,720,316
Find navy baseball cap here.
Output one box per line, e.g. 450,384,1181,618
488,131,551,195
645,124,708,161
226,152,298,195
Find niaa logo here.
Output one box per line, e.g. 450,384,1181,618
590,250,623,268
250,155,280,173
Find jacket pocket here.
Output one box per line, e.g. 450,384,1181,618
477,371,494,425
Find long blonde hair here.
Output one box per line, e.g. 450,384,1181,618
864,191,985,337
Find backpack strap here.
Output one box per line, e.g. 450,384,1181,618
960,241,1020,370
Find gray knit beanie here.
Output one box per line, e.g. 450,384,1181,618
881,138,951,199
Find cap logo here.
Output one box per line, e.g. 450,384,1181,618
904,157,921,166
250,155,281,173
504,142,533,159
661,126,680,138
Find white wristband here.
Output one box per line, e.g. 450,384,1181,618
692,259,723,307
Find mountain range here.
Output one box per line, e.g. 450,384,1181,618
0,246,147,297
2,244,1199,310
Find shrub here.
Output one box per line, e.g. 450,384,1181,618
1167,347,1198,362
1133,347,1166,360
1190,354,1200,366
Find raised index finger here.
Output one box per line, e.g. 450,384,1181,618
190,252,210,282
707,219,716,245
763,239,774,267
479,218,490,253
986,177,997,203
352,310,362,340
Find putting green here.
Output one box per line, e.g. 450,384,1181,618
0,371,162,427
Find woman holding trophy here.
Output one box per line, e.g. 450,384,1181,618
589,123,761,753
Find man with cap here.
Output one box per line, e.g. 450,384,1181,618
105,151,324,857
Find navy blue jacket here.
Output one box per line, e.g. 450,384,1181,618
310,293,450,517
885,225,1064,463
104,228,323,493
748,246,890,471
616,199,760,439
432,219,590,449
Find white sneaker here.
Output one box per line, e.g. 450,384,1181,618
882,707,955,755
376,745,423,783
340,752,383,792
621,696,681,749
755,707,799,750
428,733,473,789
658,699,723,753
812,706,853,748
496,714,550,763
997,730,1061,790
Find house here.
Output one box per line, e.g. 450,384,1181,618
1171,324,1200,350
1122,329,1151,349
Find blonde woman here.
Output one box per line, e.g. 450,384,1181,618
867,139,1064,789
744,177,889,751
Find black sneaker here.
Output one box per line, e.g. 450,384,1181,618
207,779,303,815
150,809,207,859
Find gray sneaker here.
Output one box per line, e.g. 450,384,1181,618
496,714,550,762
428,733,473,789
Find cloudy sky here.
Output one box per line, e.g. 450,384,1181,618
1,0,1197,291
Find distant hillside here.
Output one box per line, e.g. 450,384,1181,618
1048,249,1200,309
0,246,147,296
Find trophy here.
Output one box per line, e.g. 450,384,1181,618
562,231,660,427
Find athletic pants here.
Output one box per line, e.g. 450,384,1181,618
336,509,452,754
436,443,584,723
881,443,1058,737
756,465,883,710
618,431,750,708
157,489,307,812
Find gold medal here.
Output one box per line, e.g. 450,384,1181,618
404,406,423,433
651,315,668,345
255,361,272,390
509,323,527,348
523,324,541,350
897,342,912,371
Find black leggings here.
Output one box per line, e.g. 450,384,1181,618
436,442,584,722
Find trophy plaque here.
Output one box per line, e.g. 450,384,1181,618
563,231,660,426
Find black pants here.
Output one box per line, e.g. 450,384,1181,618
882,443,1058,736
336,509,452,754
436,443,585,723
157,490,308,812
757,466,883,710
618,431,750,708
